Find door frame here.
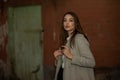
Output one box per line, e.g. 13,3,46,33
7,5,43,80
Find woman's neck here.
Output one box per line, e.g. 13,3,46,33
68,31,73,37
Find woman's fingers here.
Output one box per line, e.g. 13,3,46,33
53,50,63,59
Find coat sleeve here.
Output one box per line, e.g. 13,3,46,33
71,34,96,68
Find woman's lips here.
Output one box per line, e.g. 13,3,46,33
65,26,70,28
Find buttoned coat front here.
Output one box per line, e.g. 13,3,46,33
54,34,96,80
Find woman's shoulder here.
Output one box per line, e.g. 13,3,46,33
75,33,89,44
75,33,84,38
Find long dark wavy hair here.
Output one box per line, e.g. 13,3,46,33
60,11,88,48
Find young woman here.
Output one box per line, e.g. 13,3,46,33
53,11,96,80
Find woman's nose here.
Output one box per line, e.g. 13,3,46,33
66,21,69,24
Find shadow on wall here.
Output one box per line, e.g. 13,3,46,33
95,67,120,80
44,64,56,80
43,64,120,80
1,60,120,80
0,59,20,80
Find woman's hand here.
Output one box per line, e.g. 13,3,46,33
61,46,73,59
53,50,63,60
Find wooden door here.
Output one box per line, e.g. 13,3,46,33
8,5,43,80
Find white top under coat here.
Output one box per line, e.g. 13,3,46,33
62,36,71,68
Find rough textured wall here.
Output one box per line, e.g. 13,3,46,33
0,1,8,63
1,0,120,69
43,0,120,67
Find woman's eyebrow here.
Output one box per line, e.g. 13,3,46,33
64,17,73,19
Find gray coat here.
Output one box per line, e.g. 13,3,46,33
54,33,96,80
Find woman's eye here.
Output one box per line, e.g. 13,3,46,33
63,19,66,22
70,19,73,22
63,18,74,22
70,20,73,22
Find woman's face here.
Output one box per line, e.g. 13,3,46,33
63,14,75,34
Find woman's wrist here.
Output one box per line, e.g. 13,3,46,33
68,53,73,59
